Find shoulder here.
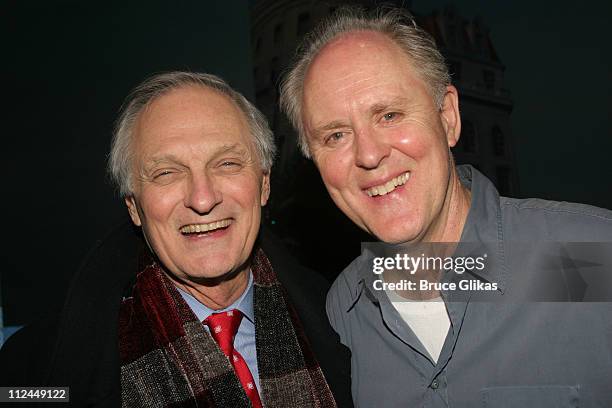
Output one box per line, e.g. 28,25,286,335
500,197,612,241
1,220,141,395
0,314,59,386
326,254,368,333
501,197,612,221
327,255,366,306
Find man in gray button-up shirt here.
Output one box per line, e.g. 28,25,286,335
326,165,612,407
279,6,612,407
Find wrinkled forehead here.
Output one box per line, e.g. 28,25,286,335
302,31,430,124
133,85,255,152
140,85,248,131
307,32,425,96
308,31,413,81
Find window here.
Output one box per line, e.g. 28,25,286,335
447,24,456,48
448,60,462,83
475,32,484,54
483,70,495,90
461,120,477,153
255,37,262,56
270,57,279,83
496,167,512,196
492,126,505,156
297,12,310,36
274,24,283,45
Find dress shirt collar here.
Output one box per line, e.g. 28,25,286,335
177,270,255,324
455,165,508,291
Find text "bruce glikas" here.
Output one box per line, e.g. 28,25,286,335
371,254,499,292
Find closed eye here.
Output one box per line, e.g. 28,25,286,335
149,168,182,185
218,160,245,172
153,170,174,179
221,161,239,166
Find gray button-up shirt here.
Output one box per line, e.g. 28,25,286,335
327,165,612,408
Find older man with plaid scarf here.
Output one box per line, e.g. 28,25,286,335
0,72,352,407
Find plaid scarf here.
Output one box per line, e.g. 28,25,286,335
119,248,336,408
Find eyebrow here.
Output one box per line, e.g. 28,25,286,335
311,120,351,140
211,143,247,157
144,154,182,170
368,96,409,116
311,97,410,139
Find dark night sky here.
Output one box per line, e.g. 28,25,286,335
2,0,611,326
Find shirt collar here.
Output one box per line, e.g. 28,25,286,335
455,165,508,291
177,270,255,324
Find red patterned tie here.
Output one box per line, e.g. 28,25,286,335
204,310,263,408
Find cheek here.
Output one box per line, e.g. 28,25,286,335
393,126,436,161
140,188,179,226
316,153,353,192
224,175,263,210
225,178,264,247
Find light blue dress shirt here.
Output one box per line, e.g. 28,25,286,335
177,271,260,393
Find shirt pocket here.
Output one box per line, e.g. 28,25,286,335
480,385,580,408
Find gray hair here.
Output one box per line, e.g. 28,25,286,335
108,71,276,197
279,6,451,158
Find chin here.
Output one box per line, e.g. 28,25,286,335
376,234,411,245
178,269,235,284
372,224,421,244
174,258,230,278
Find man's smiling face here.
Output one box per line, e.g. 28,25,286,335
302,31,461,243
125,85,270,282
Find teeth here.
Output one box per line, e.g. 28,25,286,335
180,219,232,234
366,172,410,197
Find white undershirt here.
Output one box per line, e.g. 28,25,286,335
386,289,451,363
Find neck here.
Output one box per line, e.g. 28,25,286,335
424,165,471,243
170,267,250,310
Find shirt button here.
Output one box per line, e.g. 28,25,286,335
430,379,440,389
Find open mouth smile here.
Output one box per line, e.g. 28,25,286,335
179,219,233,235
365,172,410,197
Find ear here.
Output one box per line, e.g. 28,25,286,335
260,171,271,206
439,85,461,148
125,196,142,227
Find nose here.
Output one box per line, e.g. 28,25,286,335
184,172,221,214
354,126,390,170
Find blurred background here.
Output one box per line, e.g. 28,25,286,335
2,0,611,344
